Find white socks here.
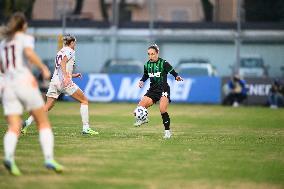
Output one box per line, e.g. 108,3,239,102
26,104,90,132
4,131,18,161
25,116,34,128
4,128,54,162
39,128,54,162
26,104,90,131
80,104,89,130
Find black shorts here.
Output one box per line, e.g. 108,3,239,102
145,85,171,104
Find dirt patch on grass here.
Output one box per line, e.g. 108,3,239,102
145,180,283,189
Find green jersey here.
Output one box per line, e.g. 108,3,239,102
140,57,178,89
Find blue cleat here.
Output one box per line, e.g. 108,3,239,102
3,160,22,176
45,159,64,173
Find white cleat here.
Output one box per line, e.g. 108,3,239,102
270,105,278,109
232,101,239,107
134,118,149,127
163,130,171,139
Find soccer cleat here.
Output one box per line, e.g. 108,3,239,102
45,159,64,173
82,128,99,135
134,118,149,127
3,160,22,176
21,121,28,134
270,105,278,109
232,101,239,107
163,130,171,139
21,127,28,135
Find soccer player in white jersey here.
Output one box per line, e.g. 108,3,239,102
0,12,63,176
22,34,99,135
0,72,3,99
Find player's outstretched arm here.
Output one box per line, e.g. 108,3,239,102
24,47,50,80
72,73,82,78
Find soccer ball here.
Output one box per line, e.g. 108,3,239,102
134,106,148,121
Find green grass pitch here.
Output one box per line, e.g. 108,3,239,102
0,102,283,189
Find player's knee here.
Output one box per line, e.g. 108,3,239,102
9,127,21,136
38,122,51,130
160,106,167,113
45,103,54,112
138,101,145,107
81,98,88,105
138,99,151,108
44,106,50,112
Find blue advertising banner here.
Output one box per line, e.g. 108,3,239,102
65,74,221,104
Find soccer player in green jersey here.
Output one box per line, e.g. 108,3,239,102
134,44,183,139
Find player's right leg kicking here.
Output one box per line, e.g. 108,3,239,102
134,96,153,126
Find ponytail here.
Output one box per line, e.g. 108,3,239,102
2,12,27,38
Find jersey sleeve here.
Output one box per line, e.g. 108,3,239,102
140,65,149,82
164,61,174,73
22,35,35,49
164,61,178,77
63,49,73,60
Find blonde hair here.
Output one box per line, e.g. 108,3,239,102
1,12,27,38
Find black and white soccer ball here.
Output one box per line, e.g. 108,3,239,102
134,106,148,121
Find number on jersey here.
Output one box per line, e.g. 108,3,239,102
55,55,62,69
2,44,16,72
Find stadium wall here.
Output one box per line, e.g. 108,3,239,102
64,74,221,104
62,74,282,105
31,28,284,77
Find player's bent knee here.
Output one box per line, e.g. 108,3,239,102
138,101,146,107
38,122,51,130
81,99,88,105
159,105,168,113
138,98,153,108
9,127,21,136
45,105,52,112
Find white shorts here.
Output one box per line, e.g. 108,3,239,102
46,80,79,99
2,83,44,116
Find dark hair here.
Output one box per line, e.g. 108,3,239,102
148,44,159,53
63,34,76,46
2,12,27,37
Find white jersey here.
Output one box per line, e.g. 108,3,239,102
51,46,75,83
0,73,3,98
0,32,44,115
0,32,34,83
46,46,78,99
